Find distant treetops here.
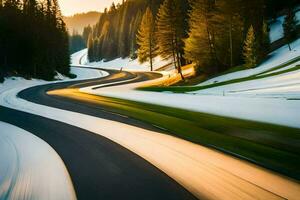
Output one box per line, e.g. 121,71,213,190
0,0,70,81
86,0,299,77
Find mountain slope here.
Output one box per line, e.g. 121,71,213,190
64,12,101,34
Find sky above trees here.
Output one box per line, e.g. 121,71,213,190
58,0,122,16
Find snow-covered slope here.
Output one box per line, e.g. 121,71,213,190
88,56,171,71
193,64,300,98
270,9,300,42
198,38,300,86
75,49,173,71
0,121,76,200
192,38,300,99
80,38,300,128
71,49,87,66
81,79,300,128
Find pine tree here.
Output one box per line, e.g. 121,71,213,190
0,0,70,80
156,0,186,79
86,0,148,61
24,0,38,16
185,0,218,74
243,26,258,68
214,0,244,69
129,16,137,59
69,32,85,54
87,33,94,62
137,7,157,71
242,0,267,64
93,37,100,61
117,2,128,58
82,25,92,46
261,20,270,56
185,1,206,61
131,10,143,59
283,7,298,51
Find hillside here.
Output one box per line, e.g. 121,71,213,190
86,0,300,77
270,7,300,42
63,12,101,34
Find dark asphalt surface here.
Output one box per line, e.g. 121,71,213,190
0,68,197,200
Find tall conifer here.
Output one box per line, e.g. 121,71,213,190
184,0,217,74
87,33,94,62
283,7,298,51
0,0,70,80
243,26,258,68
137,7,157,71
156,0,185,79
83,25,92,46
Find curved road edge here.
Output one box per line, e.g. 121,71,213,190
0,121,76,200
0,68,197,200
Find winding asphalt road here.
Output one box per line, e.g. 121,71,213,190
0,68,197,200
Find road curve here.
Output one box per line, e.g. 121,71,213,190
0,68,197,200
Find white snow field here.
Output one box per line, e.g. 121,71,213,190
81,77,300,128
75,48,173,71
70,49,88,66
193,63,300,98
0,121,76,200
